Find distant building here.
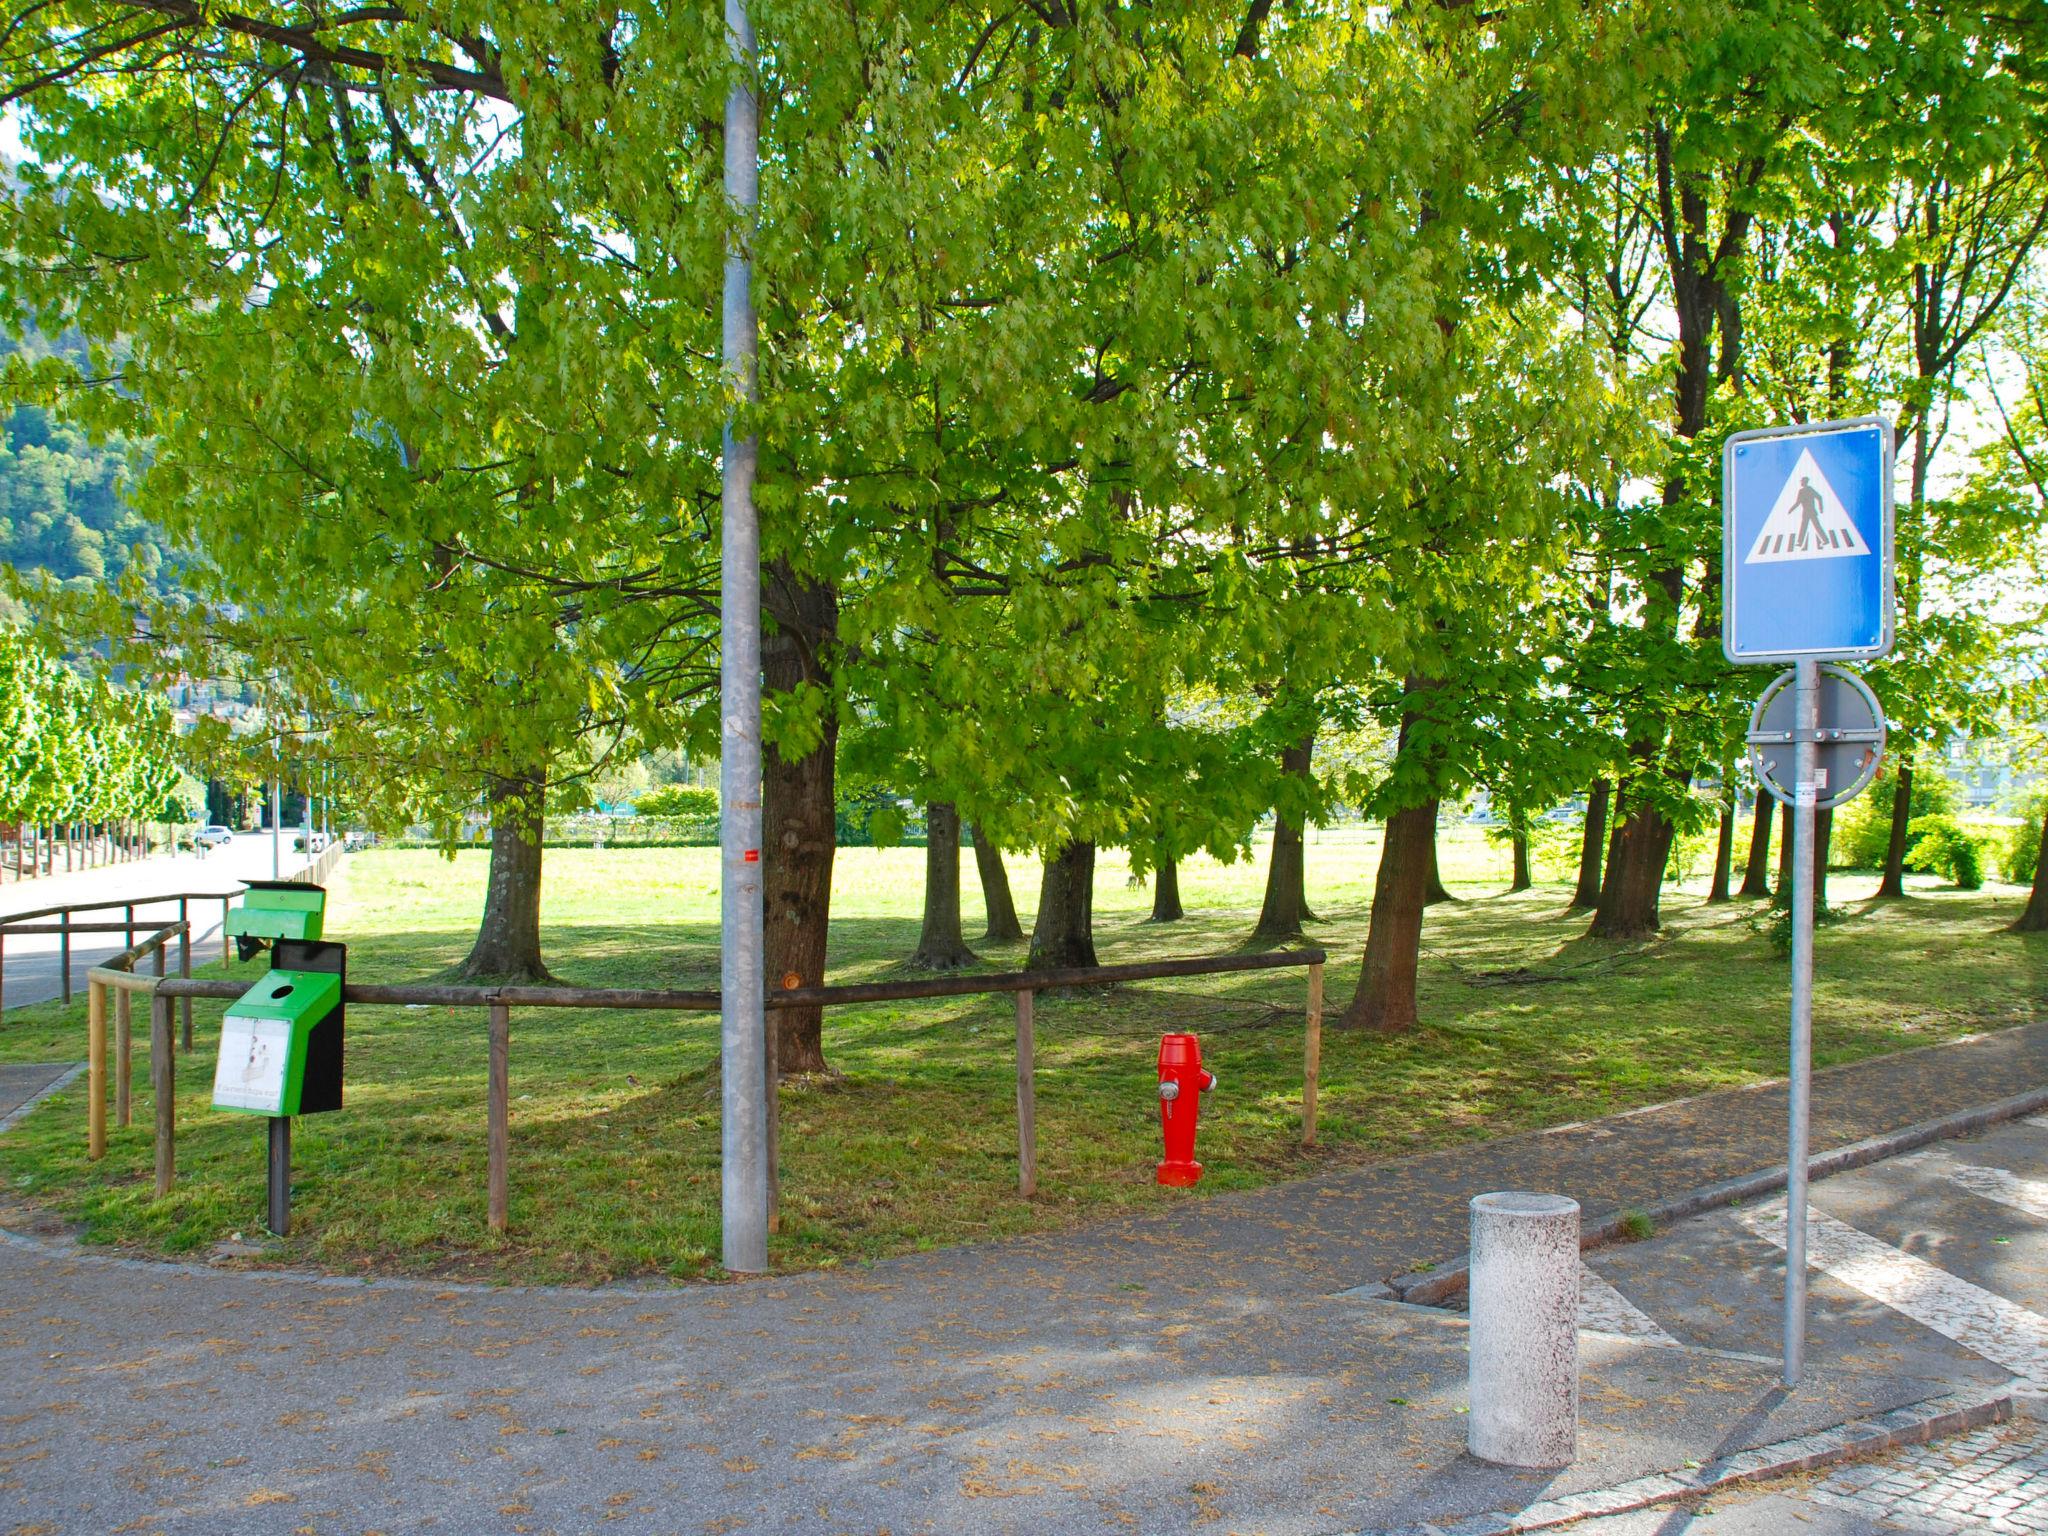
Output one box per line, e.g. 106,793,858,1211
1941,734,2040,811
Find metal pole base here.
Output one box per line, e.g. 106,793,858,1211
267,1116,291,1237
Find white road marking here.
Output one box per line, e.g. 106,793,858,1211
1739,1198,2048,1387
1578,1263,1683,1348
1900,1150,2048,1223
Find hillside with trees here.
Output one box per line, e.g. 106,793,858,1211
0,323,171,602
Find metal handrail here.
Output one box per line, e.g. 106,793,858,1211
1,840,344,1012
0,890,248,927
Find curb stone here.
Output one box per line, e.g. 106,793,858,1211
1343,1385,2016,1535
0,1062,85,1135
1389,1082,2048,1306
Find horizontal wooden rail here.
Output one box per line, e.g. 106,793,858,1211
152,947,1328,1013
117,942,1330,1241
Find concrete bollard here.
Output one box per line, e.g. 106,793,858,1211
1468,1191,1580,1468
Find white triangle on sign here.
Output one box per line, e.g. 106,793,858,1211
1744,448,1871,564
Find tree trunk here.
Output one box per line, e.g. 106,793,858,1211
909,801,977,970
1570,778,1611,909
761,573,840,1077
1876,758,1913,898
2010,801,2048,933
456,770,551,983
1739,793,1773,897
1423,802,1455,905
1339,801,1433,1033
1254,736,1317,937
1149,853,1185,923
1776,799,1833,907
969,822,1025,943
1028,840,1098,970
1590,792,1676,938
1814,806,1833,907
1509,832,1532,892
1707,798,1735,903
1777,797,1794,901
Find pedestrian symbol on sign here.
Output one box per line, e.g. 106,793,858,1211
1744,449,1872,565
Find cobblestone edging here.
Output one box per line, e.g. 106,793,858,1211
1813,1414,2048,1533
1344,1386,2018,1536
1389,1083,2048,1307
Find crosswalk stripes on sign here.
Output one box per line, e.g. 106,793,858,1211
1743,447,1873,564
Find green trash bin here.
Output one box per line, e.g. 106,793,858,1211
225,880,326,960
212,936,346,1236
211,963,343,1117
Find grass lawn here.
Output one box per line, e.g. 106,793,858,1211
2,826,2043,1283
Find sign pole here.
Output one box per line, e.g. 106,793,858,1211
718,0,770,1276
1784,657,1820,1386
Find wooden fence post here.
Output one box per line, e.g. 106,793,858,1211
115,986,134,1129
151,989,175,1197
1303,961,1324,1147
1015,988,1037,1197
0,931,6,1017
487,1002,510,1233
178,912,193,1050
87,980,107,1160
59,911,70,1004
766,1003,781,1236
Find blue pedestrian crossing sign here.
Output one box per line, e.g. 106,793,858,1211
1723,416,1894,664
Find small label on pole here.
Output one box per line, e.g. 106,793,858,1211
742,849,759,863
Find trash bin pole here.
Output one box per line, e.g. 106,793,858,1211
1467,1191,1580,1469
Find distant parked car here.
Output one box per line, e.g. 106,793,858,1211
194,825,236,849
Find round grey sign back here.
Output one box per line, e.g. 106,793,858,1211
1747,664,1887,810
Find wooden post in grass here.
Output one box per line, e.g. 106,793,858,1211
151,989,174,1197
1303,961,1324,1147
1015,988,1037,1196
487,1002,510,1233
87,979,107,1160
178,915,193,1050
767,1000,781,1236
115,986,133,1128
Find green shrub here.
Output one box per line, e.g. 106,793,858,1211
2006,794,2045,886
1834,765,1959,870
1905,814,1984,889
633,783,719,818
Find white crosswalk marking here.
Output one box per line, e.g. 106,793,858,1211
1900,1150,2048,1223
1578,1263,1683,1348
1739,1198,2048,1387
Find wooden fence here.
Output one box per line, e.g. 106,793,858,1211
111,943,1327,1232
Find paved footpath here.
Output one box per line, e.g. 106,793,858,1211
2,1022,2046,1534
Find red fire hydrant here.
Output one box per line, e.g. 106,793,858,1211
1156,1033,1217,1187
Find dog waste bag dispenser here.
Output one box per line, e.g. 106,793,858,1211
224,880,326,962
212,934,345,1237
